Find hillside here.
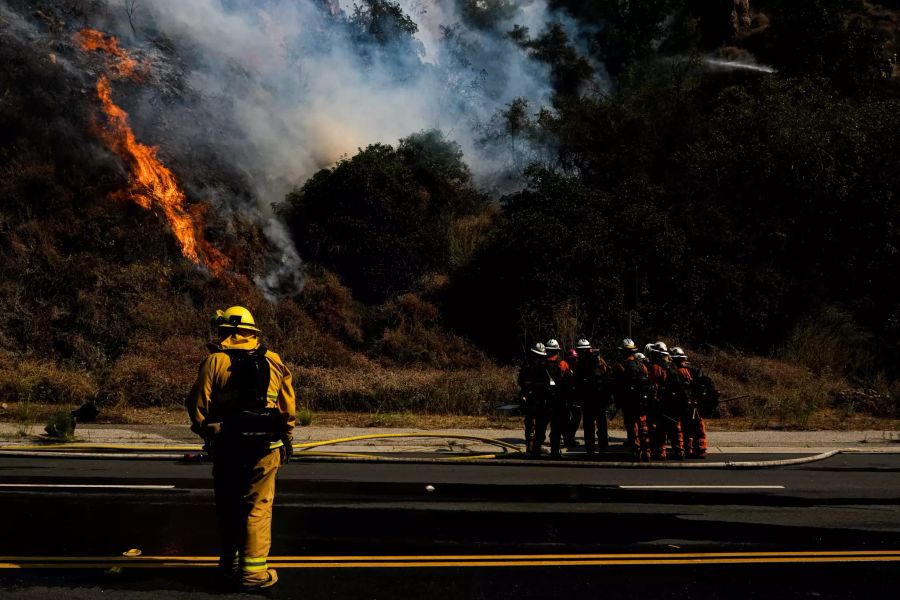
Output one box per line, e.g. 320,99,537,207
1,1,900,424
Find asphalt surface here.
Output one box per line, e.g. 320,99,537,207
1,453,899,598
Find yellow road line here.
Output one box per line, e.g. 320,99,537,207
5,550,900,560
3,556,900,569
2,550,900,570
0,444,202,452
256,557,900,568
0,484,175,490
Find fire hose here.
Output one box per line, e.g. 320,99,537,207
0,433,524,462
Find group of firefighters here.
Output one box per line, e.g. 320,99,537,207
517,337,719,461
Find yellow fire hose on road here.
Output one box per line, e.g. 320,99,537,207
0,433,525,461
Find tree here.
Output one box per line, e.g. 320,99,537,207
348,0,424,69
459,0,518,31
511,22,595,98
123,0,139,35
281,132,484,303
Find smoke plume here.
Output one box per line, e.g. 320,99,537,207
7,1,580,297
117,0,559,188
77,0,572,297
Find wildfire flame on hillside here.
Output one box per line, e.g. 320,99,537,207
77,28,230,275
74,28,140,79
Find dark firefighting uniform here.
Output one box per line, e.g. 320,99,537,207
613,355,652,461
648,361,684,460
677,363,708,458
531,355,570,458
575,351,612,455
518,355,549,454
563,355,582,448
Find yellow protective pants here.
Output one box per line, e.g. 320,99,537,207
213,445,281,585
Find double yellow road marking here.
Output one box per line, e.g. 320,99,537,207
2,551,899,569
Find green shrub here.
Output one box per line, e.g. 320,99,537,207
44,411,76,440
296,407,313,426
773,389,822,429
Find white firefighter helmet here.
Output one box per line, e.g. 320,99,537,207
646,342,670,360
530,342,547,356
575,338,592,349
671,346,688,360
619,338,638,351
635,352,648,363
545,339,561,352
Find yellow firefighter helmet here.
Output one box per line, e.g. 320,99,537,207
212,306,260,332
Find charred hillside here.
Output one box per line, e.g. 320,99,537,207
2,1,900,417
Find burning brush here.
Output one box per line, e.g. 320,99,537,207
76,28,230,275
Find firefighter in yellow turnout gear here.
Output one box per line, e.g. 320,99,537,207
186,306,296,591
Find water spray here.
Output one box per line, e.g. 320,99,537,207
705,58,777,74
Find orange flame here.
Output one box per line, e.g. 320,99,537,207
77,29,230,275
75,28,141,79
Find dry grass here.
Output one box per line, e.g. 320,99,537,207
2,345,900,432
779,306,876,378
704,409,900,432
103,336,204,407
449,210,496,269
0,358,97,405
295,364,518,414
692,347,843,429
310,411,522,429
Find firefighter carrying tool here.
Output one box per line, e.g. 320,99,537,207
186,305,296,591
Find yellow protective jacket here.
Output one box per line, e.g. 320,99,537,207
186,332,296,449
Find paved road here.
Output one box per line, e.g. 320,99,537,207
1,453,899,598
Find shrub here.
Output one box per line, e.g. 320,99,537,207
295,365,517,414
282,133,485,303
0,359,97,405
371,292,484,368
296,407,313,426
772,389,824,429
266,299,362,368
834,375,900,418
102,336,204,407
297,269,364,344
44,411,76,440
449,211,495,270
780,306,877,378
690,346,844,424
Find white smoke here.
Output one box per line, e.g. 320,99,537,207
124,0,556,190
89,0,577,296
